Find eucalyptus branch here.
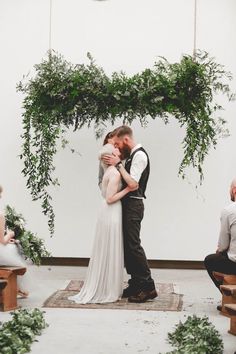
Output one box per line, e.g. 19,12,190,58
5,205,51,265
0,308,48,353
166,315,223,354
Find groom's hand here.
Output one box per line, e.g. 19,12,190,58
102,154,120,166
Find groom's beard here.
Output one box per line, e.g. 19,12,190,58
121,145,131,160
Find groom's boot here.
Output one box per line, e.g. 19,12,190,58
128,288,158,303
122,285,140,298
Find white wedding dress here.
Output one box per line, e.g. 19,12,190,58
69,166,124,304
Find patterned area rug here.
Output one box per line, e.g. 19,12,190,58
43,280,183,311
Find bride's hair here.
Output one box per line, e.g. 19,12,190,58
98,143,114,160
0,185,3,197
103,131,115,145
98,143,115,171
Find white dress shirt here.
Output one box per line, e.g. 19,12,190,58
218,202,236,262
129,144,147,183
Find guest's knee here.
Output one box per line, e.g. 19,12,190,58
205,253,221,269
204,253,215,268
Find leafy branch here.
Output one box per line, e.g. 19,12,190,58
5,205,51,265
17,50,234,234
0,308,48,354
166,315,224,354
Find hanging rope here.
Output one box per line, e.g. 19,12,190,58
49,0,52,55
193,0,197,59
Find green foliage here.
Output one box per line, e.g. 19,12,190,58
17,50,234,234
4,205,51,265
167,315,224,354
0,308,48,354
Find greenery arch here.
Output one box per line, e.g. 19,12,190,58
17,50,234,234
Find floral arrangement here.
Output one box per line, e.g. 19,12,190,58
4,205,51,265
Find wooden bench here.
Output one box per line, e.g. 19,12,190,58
212,272,236,316
0,279,7,291
0,279,8,310
213,271,236,285
219,284,236,317
0,266,26,311
224,304,236,335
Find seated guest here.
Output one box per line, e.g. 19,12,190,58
204,178,236,291
0,184,29,297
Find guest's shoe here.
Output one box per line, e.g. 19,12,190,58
122,286,140,298
217,305,222,311
17,290,29,298
128,289,158,303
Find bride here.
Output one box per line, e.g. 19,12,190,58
0,185,29,297
69,143,136,304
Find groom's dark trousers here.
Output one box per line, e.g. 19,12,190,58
122,197,155,291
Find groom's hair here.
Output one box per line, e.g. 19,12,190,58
114,125,133,138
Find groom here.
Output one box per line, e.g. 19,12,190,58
103,125,157,303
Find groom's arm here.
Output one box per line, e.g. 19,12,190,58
116,163,138,189
117,152,147,188
102,154,139,189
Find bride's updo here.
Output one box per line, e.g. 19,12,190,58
98,143,115,161
0,185,3,198
98,143,116,171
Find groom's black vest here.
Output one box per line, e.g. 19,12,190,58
123,147,150,199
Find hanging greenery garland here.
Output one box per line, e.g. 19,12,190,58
17,50,234,234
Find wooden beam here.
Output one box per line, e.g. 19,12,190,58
41,257,205,269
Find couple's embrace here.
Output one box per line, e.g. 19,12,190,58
69,125,157,304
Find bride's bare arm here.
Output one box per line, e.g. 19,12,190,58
106,172,136,204
0,215,14,245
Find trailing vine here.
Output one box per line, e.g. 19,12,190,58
17,50,234,234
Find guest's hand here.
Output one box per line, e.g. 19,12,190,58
8,230,15,239
102,154,120,166
3,229,15,245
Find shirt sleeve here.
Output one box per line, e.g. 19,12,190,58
130,151,147,183
218,209,231,251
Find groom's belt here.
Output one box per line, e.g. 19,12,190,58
122,196,144,201
129,196,144,200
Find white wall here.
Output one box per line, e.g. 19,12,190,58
0,0,235,260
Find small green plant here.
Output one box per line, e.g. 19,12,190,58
0,308,48,354
166,315,224,354
4,205,51,265
17,50,234,234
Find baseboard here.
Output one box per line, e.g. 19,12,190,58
41,257,205,269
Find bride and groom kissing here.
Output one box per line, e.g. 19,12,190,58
69,125,157,304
